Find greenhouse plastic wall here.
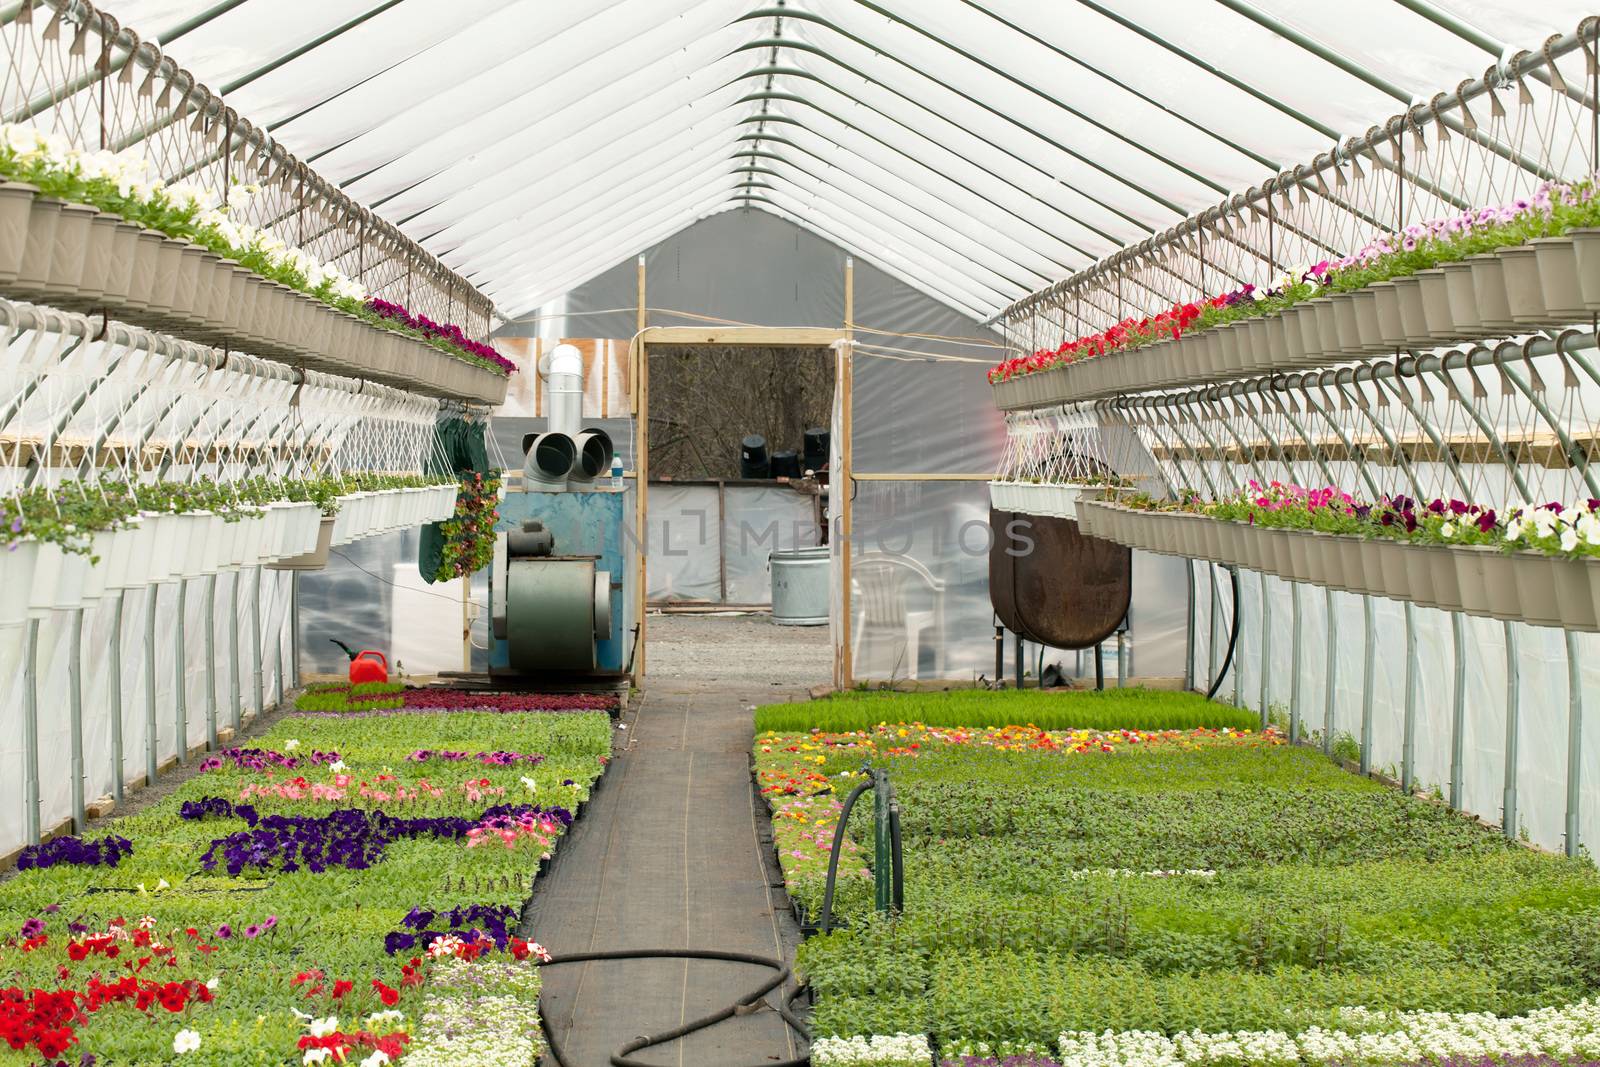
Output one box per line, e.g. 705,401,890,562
1188,567,1600,855
647,484,819,605
527,209,1190,681
0,572,294,860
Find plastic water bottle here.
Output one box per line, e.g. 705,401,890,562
610,455,624,491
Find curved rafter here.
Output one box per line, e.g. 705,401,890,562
19,0,1598,325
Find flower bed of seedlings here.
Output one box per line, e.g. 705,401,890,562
0,706,611,1065
294,684,619,715
755,691,1600,1067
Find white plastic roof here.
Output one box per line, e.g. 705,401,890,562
103,0,1598,322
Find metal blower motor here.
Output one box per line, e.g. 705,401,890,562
488,344,629,676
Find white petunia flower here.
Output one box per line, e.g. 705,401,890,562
173,1029,201,1055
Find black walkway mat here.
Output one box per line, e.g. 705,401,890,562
525,680,806,1066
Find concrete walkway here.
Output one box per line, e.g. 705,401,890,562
526,672,810,1066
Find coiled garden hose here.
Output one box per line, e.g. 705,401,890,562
1205,564,1242,701
536,947,811,1067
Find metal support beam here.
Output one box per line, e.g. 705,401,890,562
275,578,286,709
144,587,158,786
1258,572,1271,727
1360,595,1375,775
68,607,85,832
110,592,125,803
1449,612,1466,809
1566,630,1585,858
204,574,218,751
1289,582,1303,744
229,570,242,732
290,572,300,690
1504,622,1521,841
1323,588,1337,756
1184,561,1196,692
1208,564,1220,692
1401,602,1418,794
252,567,264,721
174,580,188,766
22,618,40,845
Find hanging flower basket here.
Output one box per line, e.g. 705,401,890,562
0,131,511,405
989,179,1600,411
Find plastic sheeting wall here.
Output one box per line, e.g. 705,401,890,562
1188,565,1600,855
523,208,1190,681
0,570,295,860
648,484,820,605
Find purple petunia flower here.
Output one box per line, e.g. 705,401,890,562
215,924,232,939
242,924,262,939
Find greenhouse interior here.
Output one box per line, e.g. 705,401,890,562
6,1,1600,1065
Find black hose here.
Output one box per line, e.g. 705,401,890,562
1205,565,1242,701
816,778,874,934
537,947,811,1067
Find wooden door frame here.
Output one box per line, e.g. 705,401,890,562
629,295,852,685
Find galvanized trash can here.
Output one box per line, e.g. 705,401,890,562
770,545,830,625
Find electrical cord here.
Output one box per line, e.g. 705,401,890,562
536,948,810,1067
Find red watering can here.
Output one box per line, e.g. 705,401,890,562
330,640,390,684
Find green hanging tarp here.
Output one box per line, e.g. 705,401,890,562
419,417,491,584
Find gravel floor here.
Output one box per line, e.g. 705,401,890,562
645,612,831,690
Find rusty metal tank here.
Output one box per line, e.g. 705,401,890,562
989,508,1131,649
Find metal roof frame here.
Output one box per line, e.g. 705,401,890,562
55,0,1600,323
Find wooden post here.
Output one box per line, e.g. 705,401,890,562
634,255,648,683
839,258,855,689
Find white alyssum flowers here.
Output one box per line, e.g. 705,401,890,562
172,1029,202,1055
1055,998,1600,1067
810,1032,931,1066
403,959,545,1067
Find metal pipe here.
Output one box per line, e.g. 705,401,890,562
1289,582,1302,744
275,579,286,708
174,580,188,766
110,591,125,803
1566,629,1585,858
1208,563,1220,691
1360,595,1375,774
252,566,264,720
289,571,300,690
994,624,1004,688
204,574,218,751
230,570,242,732
1115,629,1126,688
22,618,40,845
1323,588,1337,757
144,587,158,785
1401,602,1418,794
1258,572,1271,727
1449,611,1466,809
69,607,86,832
1504,622,1521,841
1184,560,1196,693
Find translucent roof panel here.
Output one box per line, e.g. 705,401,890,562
94,0,1600,322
